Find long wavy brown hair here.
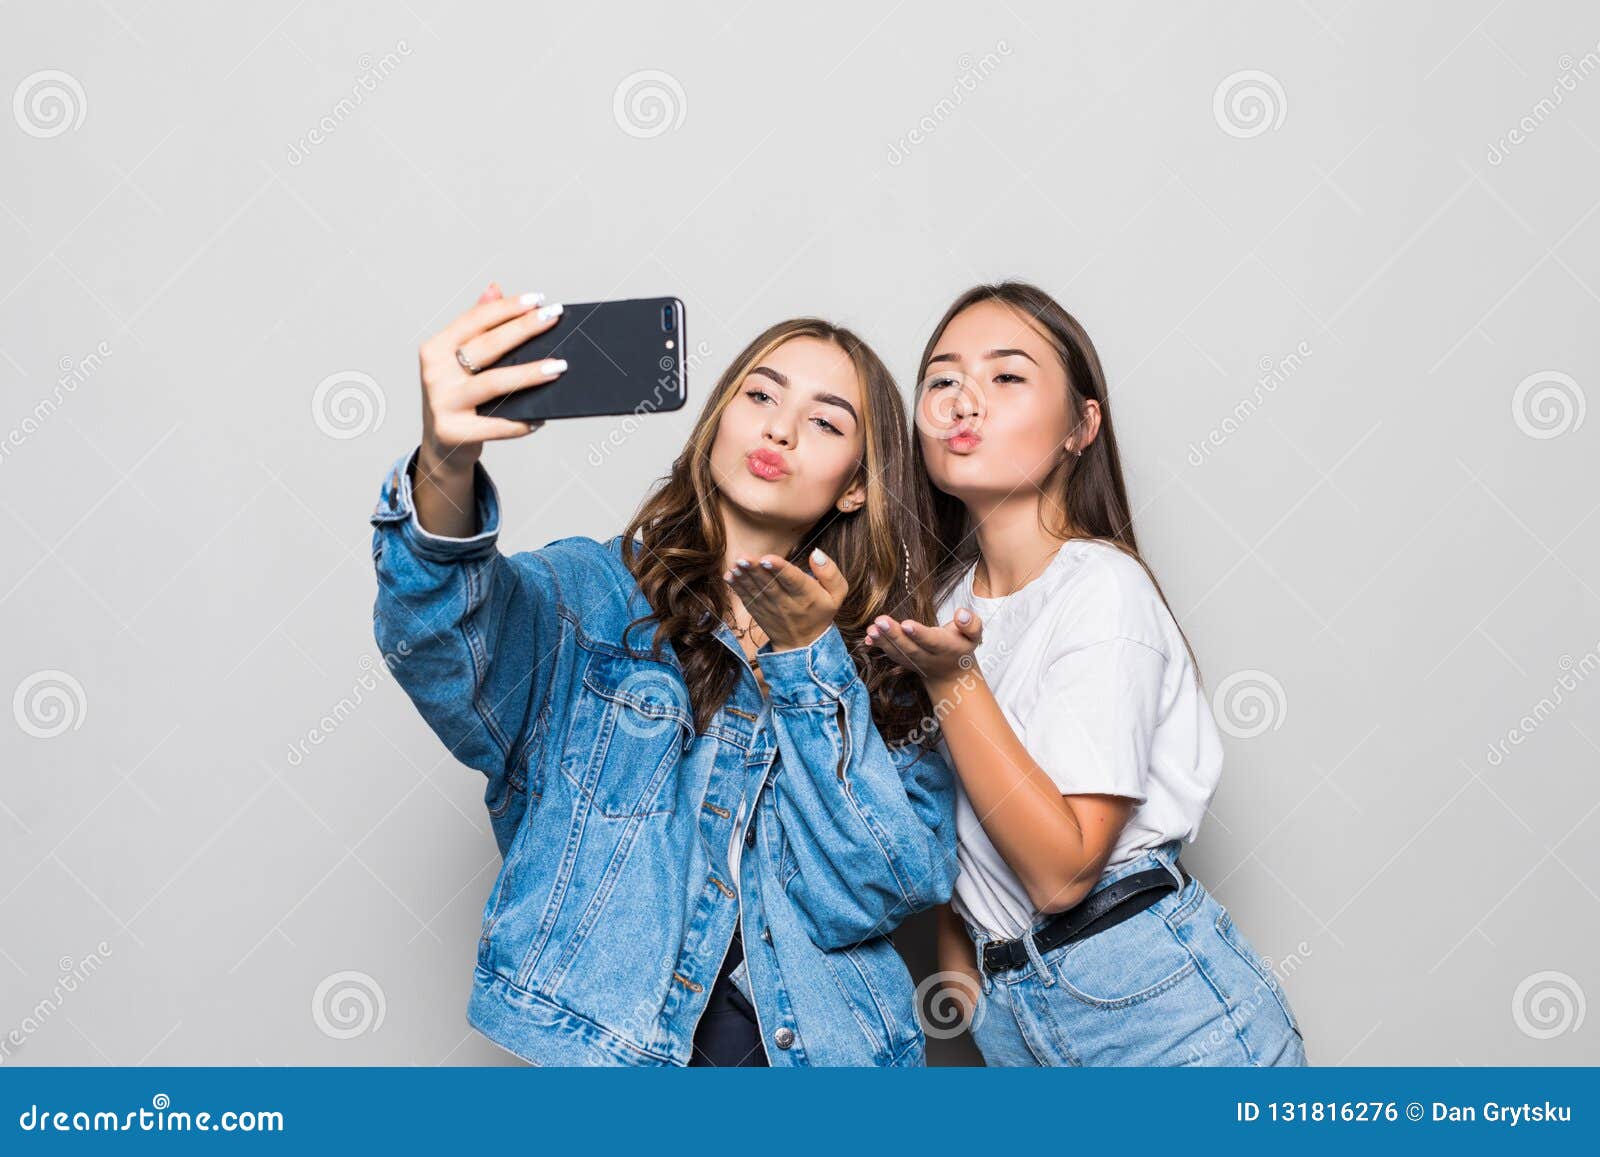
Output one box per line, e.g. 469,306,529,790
909,282,1202,682
620,318,942,745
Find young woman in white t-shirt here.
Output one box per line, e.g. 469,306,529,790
867,282,1306,1066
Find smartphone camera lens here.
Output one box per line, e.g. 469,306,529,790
660,304,674,332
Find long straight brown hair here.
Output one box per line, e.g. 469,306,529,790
908,282,1202,682
621,317,942,742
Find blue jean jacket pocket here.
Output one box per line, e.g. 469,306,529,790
559,645,692,818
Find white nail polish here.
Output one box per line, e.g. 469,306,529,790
542,358,568,373
537,303,563,321
519,292,545,307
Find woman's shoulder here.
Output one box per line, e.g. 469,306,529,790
504,532,638,607
1039,539,1174,657
503,532,681,656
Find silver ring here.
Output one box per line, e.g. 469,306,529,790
455,346,481,374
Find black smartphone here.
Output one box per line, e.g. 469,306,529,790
474,296,688,422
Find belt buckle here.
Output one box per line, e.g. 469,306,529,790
983,937,1024,975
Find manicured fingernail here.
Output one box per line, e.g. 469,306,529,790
811,548,829,566
957,609,971,623
903,622,916,633
759,560,773,569
541,358,567,373
536,303,563,321
518,291,544,307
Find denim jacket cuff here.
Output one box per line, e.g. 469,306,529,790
758,622,859,706
370,444,502,562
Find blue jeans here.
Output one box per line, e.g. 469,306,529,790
965,841,1308,1067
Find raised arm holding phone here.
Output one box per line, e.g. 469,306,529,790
370,283,957,1067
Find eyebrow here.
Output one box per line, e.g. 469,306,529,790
747,365,859,424
928,347,1039,366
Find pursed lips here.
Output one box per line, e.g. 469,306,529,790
945,424,982,451
746,449,791,479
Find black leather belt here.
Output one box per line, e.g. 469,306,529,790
981,861,1191,975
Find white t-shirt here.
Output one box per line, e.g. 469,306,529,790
935,538,1224,940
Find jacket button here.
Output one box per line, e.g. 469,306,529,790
772,1027,795,1049
760,926,771,943
744,824,757,848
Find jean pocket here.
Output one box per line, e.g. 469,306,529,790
559,647,691,818
819,938,916,1063
1213,909,1302,1038
1050,910,1197,1009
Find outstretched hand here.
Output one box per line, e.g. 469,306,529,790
865,607,984,689
724,548,849,653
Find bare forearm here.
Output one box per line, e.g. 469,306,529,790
413,444,481,539
935,901,979,979
933,902,985,1034
927,673,1099,907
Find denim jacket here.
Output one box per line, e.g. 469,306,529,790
369,446,957,1066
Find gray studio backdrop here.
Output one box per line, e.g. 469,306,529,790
3,0,1597,1067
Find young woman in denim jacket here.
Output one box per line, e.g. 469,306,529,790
865,282,1307,1066
370,284,956,1067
